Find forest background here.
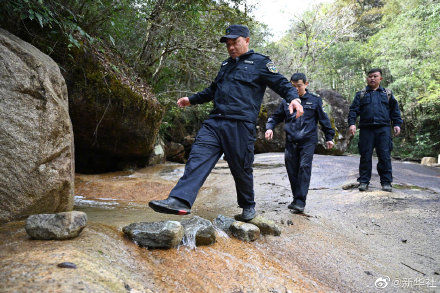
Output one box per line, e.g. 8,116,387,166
1,0,439,159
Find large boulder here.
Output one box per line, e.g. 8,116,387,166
0,29,74,224
255,89,352,155
255,89,287,153
65,43,164,173
165,141,186,163
315,89,352,155
421,157,437,166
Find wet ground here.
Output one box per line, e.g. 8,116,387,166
1,153,439,292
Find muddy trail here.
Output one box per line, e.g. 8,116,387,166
1,153,439,292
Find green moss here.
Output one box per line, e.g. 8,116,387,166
67,47,163,119
392,184,427,190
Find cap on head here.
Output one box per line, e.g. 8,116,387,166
220,25,250,43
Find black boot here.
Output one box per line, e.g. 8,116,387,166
358,183,369,191
241,207,256,221
149,197,191,215
288,201,304,214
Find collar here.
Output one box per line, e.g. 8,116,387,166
228,50,254,62
366,85,384,92
299,89,311,99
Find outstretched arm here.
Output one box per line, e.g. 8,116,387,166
265,102,287,140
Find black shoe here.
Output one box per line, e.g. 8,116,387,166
288,201,304,214
381,183,392,192
358,183,369,191
149,197,191,215
241,207,256,221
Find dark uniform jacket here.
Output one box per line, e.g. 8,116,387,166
266,90,335,144
348,86,403,128
188,50,299,123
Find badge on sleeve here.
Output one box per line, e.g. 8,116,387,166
266,61,278,73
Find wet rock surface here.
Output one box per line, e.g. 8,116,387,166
2,154,440,292
212,214,235,234
0,222,156,292
122,220,184,249
25,211,87,240
248,215,281,236
230,221,260,242
180,216,216,247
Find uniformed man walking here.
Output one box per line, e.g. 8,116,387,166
265,73,335,213
149,25,303,221
348,68,403,192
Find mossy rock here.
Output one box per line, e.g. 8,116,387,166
65,44,164,173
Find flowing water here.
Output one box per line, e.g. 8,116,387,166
2,154,439,292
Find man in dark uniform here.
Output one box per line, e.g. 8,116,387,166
265,73,335,213
348,68,403,192
149,25,304,221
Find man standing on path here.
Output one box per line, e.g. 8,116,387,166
149,25,304,221
348,68,403,192
265,73,335,213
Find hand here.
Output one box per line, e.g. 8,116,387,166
265,129,273,141
326,141,334,149
289,99,304,118
349,125,356,136
177,97,191,107
394,126,401,136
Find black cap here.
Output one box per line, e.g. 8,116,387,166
220,25,250,43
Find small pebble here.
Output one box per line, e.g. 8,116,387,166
57,262,77,269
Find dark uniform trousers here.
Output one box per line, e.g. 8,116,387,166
169,118,256,208
358,126,393,184
284,141,316,207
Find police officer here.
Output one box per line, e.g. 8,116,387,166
265,73,335,213
348,68,403,192
149,25,303,221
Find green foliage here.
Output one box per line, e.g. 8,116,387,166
0,0,95,52
268,0,440,158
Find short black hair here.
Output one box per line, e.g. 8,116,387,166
290,72,307,83
367,68,382,76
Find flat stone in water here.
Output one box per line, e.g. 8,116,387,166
249,215,281,236
212,215,235,234
57,262,77,269
180,216,216,247
122,221,184,249
25,211,87,240
230,221,260,242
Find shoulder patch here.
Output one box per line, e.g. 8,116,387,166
266,61,278,73
222,61,228,66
